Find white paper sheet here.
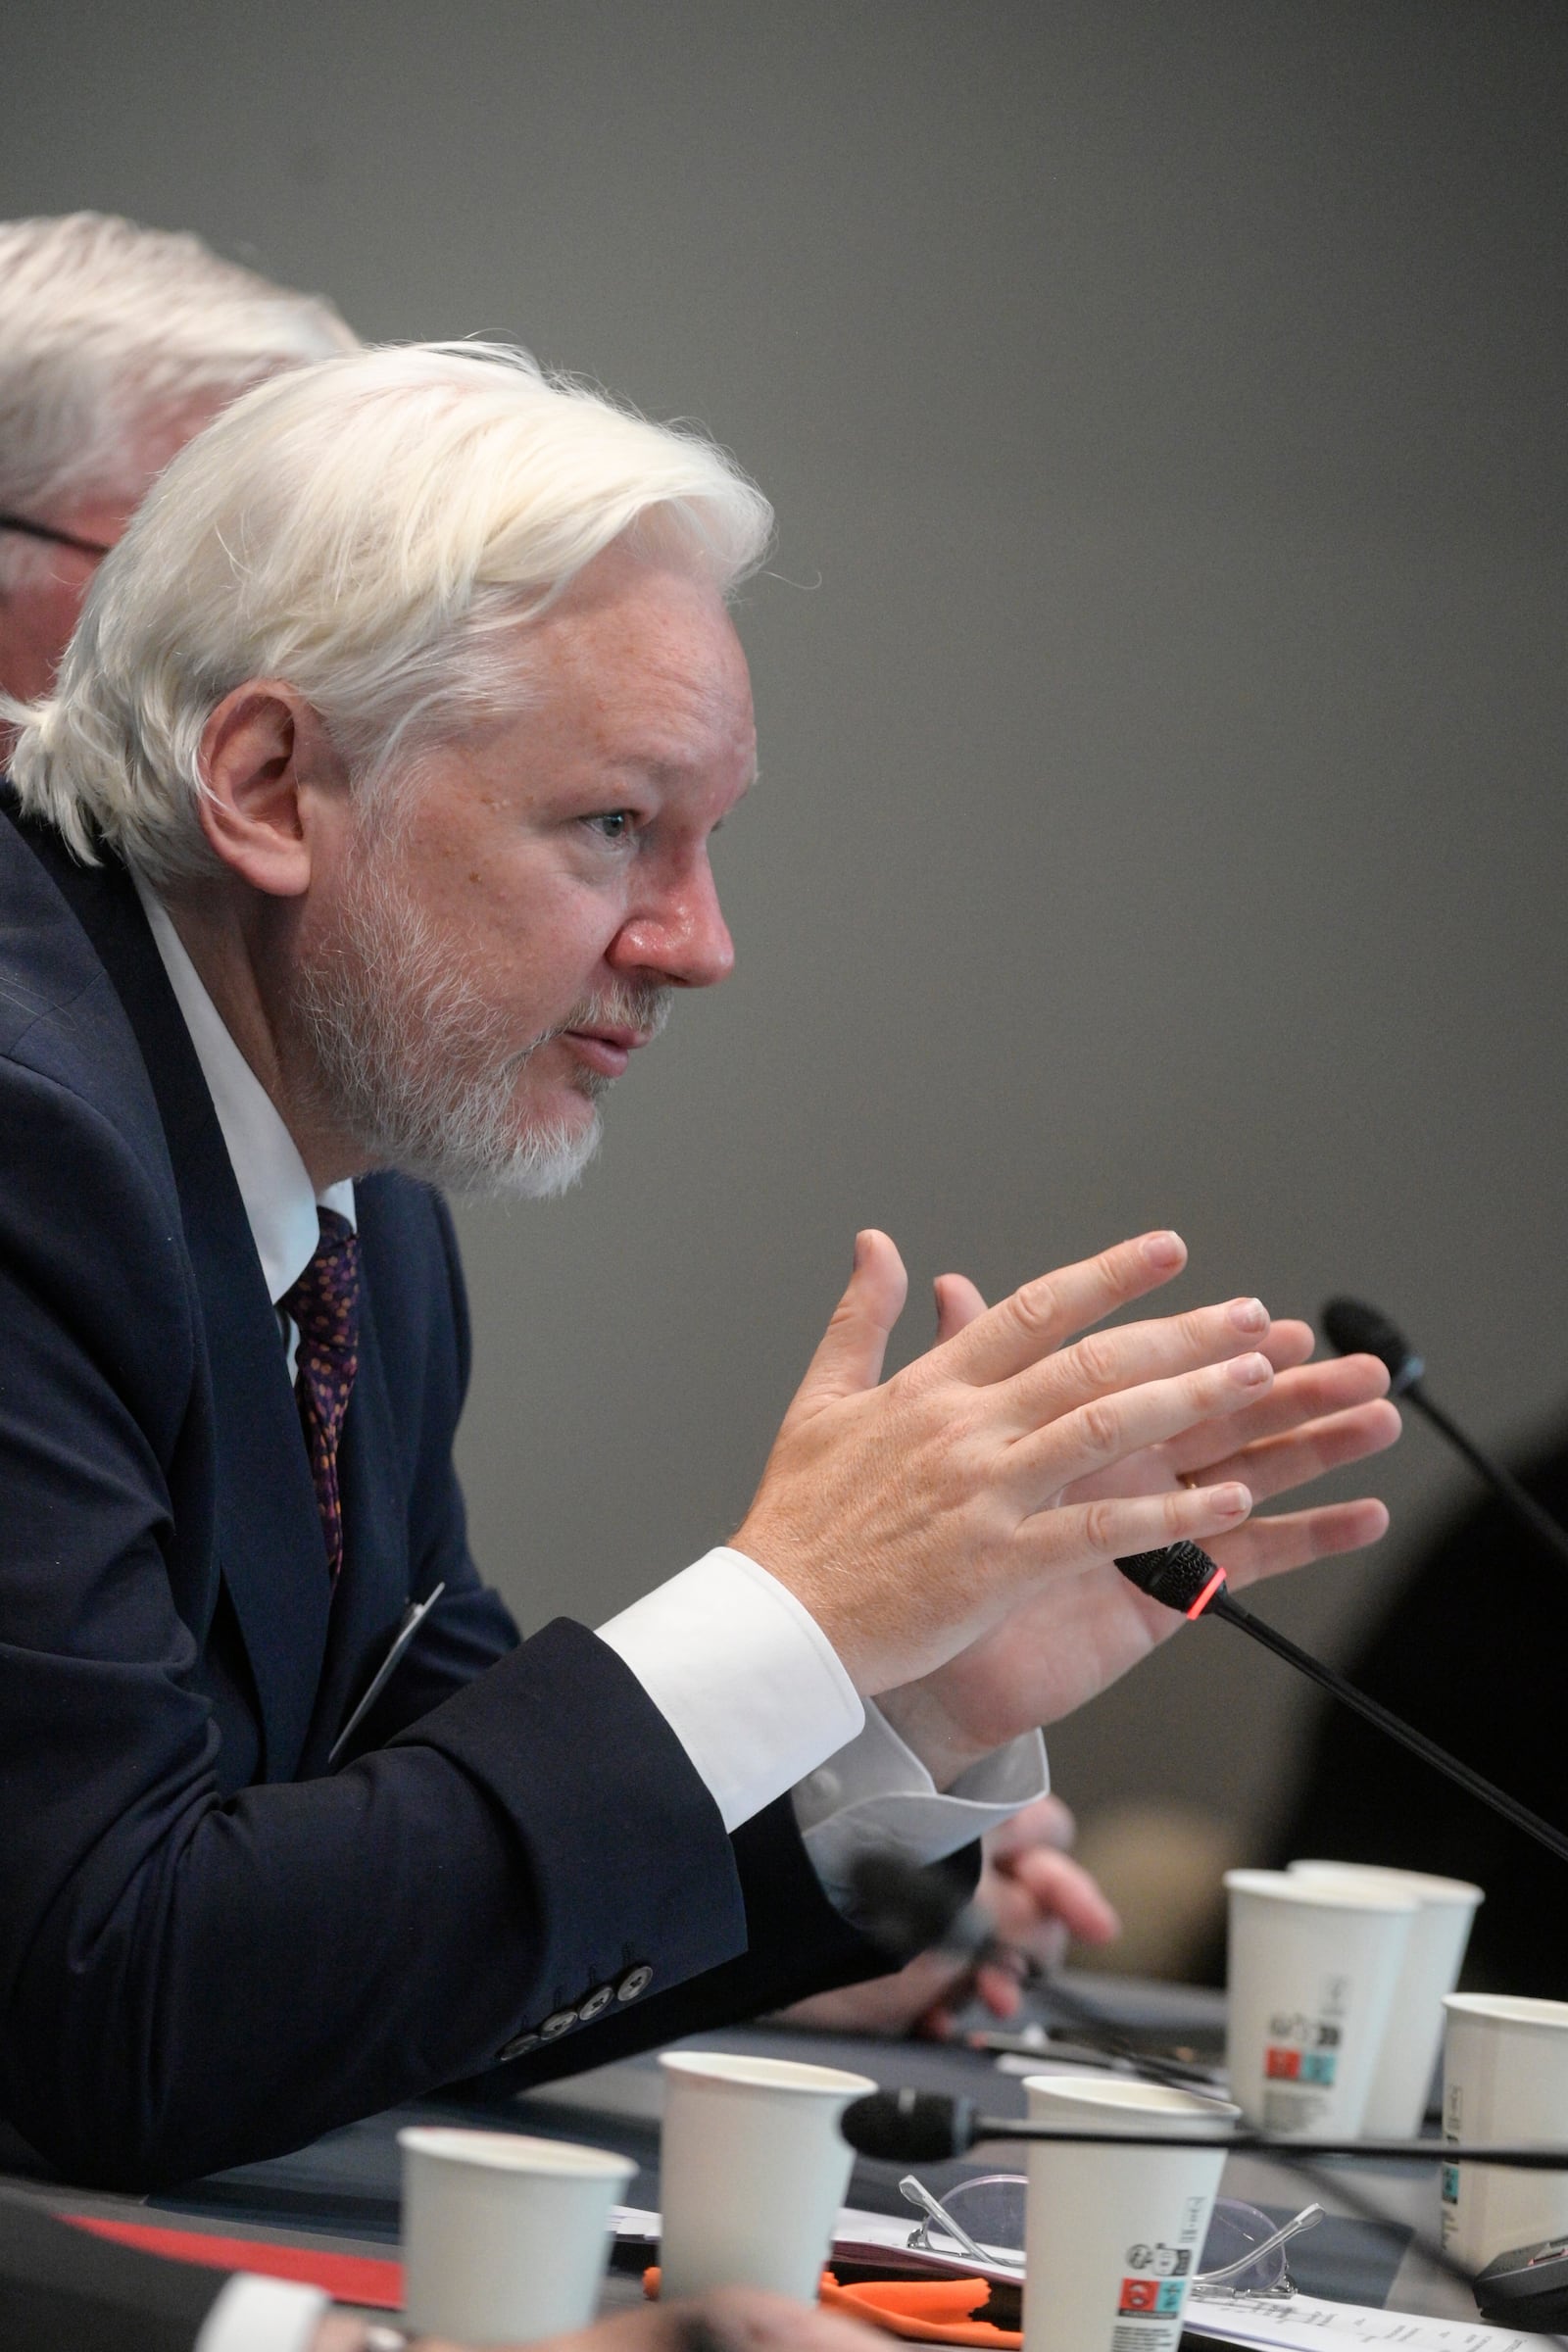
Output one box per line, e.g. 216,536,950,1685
1185,2289,1563,2350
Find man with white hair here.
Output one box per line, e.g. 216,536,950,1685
0,339,1398,2191
0,211,355,701
0,211,1120,2049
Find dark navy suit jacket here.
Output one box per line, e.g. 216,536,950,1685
0,795,877,2189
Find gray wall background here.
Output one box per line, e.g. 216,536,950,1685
6,1,1565,1857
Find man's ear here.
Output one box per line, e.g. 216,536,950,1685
195,682,348,898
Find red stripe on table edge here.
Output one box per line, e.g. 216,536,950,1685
63,2213,403,2309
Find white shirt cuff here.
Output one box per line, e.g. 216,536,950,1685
596,1546,865,1833
793,1703,1051,1912
194,2274,328,2352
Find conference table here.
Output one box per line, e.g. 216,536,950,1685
18,1974,1489,2344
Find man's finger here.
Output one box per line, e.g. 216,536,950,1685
789,1230,909,1408
1009,1348,1277,1504
1189,1398,1401,1504
1260,1318,1316,1371
989,1846,1121,1949
1165,1354,1393,1474
934,1271,988,1346
1026,1479,1254,1566
1005,1297,1274,1440
940,1231,1187,1387
1213,1496,1391,1586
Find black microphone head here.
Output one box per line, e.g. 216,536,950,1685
1114,1541,1226,1615
1320,1297,1424,1395
847,1850,988,1966
841,2088,976,2165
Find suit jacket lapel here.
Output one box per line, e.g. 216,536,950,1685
17,818,332,1781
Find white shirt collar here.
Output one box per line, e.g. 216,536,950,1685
131,873,356,1305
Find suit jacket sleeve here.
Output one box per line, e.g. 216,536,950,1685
0,2191,226,2352
0,1039,867,2190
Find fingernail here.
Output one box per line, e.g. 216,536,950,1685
1210,1482,1251,1516
1142,1230,1185,1267
1228,1351,1271,1388
1227,1296,1268,1331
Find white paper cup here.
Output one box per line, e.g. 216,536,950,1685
399,2126,635,2346
1288,1860,1484,2137
1224,1868,1417,2135
1021,2074,1237,2352
1442,1992,1568,2271
658,2049,876,2302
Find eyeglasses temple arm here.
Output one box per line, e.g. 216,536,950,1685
1195,2201,1325,2286
898,2177,994,2266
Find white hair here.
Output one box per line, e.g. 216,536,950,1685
0,212,355,588
4,341,773,881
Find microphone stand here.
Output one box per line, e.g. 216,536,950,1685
1322,1294,1568,1572
1403,1378,1568,1571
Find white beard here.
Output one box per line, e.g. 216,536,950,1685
288,847,667,1200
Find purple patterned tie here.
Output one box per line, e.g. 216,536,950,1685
279,1206,361,1582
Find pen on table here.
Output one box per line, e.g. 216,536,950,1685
328,1582,446,1764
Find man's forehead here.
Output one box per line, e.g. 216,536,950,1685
524,552,755,754
542,547,745,671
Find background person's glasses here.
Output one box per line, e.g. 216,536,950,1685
901,2174,1323,2301
0,512,114,560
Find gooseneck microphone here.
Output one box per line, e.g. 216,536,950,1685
839,2085,1568,2173
1115,1542,1568,1869
1322,1296,1568,1573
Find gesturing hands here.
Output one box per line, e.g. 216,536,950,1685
735,1228,1398,1784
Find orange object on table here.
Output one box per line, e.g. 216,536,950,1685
642,2266,1021,2347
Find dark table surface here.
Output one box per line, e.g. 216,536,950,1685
9,1976,1485,2339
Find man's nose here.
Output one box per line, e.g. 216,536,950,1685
609,866,735,990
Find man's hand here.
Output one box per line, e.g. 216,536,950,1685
734,1228,1274,1697
776,1794,1118,2038
872,1274,1400,1784
342,2285,889,2352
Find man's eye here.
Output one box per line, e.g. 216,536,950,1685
585,810,635,844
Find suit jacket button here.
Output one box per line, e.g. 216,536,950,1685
498,2032,540,2061
540,2007,579,2038
615,1964,654,2003
579,1984,614,2023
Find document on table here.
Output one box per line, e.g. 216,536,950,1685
1186,2290,1563,2350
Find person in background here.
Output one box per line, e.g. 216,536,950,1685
0,213,356,706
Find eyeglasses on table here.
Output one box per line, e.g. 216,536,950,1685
900,2172,1324,2302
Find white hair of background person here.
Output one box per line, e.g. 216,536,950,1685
0,211,356,590
3,340,774,882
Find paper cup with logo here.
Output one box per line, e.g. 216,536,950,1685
1021,2073,1237,2352
658,2049,877,2301
1289,1860,1483,2136
1441,1993,1568,2271
1224,1868,1416,2135
399,2126,634,2346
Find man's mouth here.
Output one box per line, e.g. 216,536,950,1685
558,1024,654,1079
